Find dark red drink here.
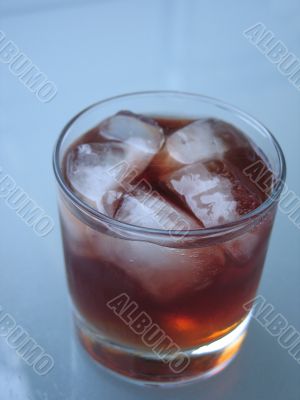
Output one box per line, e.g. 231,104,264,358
54,93,284,385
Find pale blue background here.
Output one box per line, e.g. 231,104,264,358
0,1,299,399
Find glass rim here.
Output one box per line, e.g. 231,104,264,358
53,90,286,238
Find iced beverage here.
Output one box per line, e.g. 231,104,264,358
53,93,285,385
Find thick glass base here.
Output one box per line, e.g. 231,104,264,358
74,312,251,386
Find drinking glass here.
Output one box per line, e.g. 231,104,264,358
53,92,286,385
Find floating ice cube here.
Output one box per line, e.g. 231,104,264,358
114,186,200,231
90,231,225,301
162,162,239,227
66,142,151,214
90,186,223,301
90,203,224,302
157,118,251,173
166,119,227,164
62,183,225,302
98,111,165,154
117,241,225,301
205,159,262,216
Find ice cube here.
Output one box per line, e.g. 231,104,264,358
162,161,239,227
155,118,251,173
98,187,226,301
90,232,225,302
66,142,151,214
61,186,225,302
114,186,201,231
98,111,165,154
89,226,224,303
82,185,225,301
117,241,225,301
167,119,227,164
205,159,262,216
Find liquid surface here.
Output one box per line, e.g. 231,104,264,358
64,111,271,231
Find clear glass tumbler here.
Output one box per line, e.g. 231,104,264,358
53,92,286,385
